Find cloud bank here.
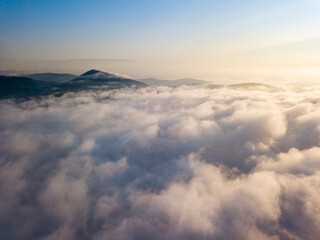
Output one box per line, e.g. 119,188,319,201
1,85,320,240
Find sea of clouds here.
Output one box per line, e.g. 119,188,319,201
1,85,320,240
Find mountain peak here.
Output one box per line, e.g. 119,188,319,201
78,69,123,80
81,69,103,76
72,69,143,85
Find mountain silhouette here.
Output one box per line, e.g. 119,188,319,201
23,73,78,83
0,76,58,99
51,69,146,94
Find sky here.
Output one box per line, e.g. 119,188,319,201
1,0,320,82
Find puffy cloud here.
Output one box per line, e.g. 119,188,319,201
257,147,320,175
0,85,320,239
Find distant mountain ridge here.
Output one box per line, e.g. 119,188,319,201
139,77,208,86
0,69,275,99
0,69,145,98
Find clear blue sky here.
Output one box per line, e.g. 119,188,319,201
1,0,320,82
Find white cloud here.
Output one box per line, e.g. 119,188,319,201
1,85,320,239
